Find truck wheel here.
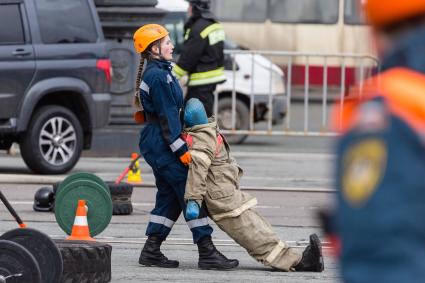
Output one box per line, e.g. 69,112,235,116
217,97,249,144
54,240,112,283
20,106,83,174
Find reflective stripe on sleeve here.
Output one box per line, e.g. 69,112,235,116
140,81,150,93
170,138,186,153
184,29,191,40
188,68,226,86
172,64,188,79
200,23,223,39
187,217,209,229
265,241,286,264
149,214,175,228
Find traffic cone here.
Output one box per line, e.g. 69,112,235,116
67,200,95,241
127,153,143,184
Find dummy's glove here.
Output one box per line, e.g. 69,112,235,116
179,151,192,166
186,200,200,220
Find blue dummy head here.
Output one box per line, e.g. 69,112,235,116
184,98,208,127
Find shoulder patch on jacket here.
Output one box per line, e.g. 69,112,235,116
342,138,387,207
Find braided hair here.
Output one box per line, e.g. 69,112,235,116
133,53,147,108
133,39,162,108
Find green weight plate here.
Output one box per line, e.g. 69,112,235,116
55,179,112,237
57,177,108,202
57,172,109,196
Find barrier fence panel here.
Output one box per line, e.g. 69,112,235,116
214,50,379,138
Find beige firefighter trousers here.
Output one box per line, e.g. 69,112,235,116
215,208,302,271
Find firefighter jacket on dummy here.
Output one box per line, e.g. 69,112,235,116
333,26,425,283
183,121,302,271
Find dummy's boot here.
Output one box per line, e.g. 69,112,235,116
139,236,179,268
293,234,324,272
197,236,239,270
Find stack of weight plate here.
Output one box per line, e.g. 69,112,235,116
55,173,113,236
53,178,133,215
0,228,63,283
54,173,113,283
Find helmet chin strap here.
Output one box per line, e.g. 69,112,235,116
148,40,165,60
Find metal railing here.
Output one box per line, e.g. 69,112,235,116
214,50,379,137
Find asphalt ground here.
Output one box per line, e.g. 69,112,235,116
0,142,341,282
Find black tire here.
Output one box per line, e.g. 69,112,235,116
217,97,249,144
53,240,112,283
106,182,133,215
19,105,83,174
94,0,157,6
0,240,41,283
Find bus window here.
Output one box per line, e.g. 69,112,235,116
269,0,339,24
344,0,366,25
211,0,267,22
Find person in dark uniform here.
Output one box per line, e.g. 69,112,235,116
332,1,425,282
132,24,238,270
173,0,226,118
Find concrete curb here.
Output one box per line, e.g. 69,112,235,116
0,174,335,193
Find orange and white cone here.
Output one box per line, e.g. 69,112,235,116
67,200,95,241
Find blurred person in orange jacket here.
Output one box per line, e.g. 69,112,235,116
332,1,425,282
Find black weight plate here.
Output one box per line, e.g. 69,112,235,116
55,179,112,237
0,240,41,283
57,172,109,196
0,228,62,283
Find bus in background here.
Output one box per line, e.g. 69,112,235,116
210,0,376,94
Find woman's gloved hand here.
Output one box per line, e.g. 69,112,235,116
186,200,200,220
179,151,192,166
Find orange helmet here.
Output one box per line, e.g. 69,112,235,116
364,0,425,28
133,24,169,53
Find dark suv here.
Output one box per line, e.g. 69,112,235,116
0,0,112,174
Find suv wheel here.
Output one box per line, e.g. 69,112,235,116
20,106,83,174
217,97,249,144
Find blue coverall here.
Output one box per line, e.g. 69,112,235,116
334,26,425,283
138,59,213,243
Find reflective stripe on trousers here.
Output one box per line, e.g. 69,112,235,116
149,214,175,228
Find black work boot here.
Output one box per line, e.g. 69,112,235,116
294,234,324,272
197,236,239,270
139,236,179,268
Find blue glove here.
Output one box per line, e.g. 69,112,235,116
185,200,200,220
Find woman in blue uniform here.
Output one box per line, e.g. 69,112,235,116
132,24,238,270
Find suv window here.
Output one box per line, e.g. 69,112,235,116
34,0,98,44
0,4,25,44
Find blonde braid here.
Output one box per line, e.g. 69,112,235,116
133,53,147,108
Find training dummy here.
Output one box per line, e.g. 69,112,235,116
182,98,324,272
